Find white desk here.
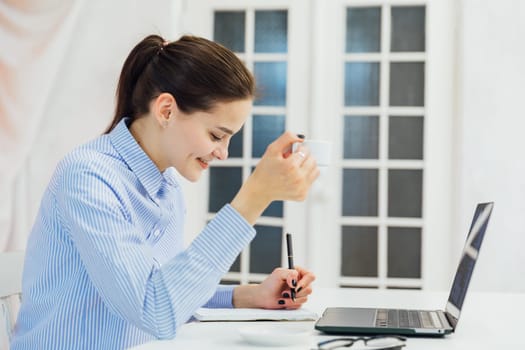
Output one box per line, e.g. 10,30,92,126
130,288,525,349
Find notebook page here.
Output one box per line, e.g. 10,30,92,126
194,308,318,322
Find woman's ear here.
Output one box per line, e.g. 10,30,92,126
153,93,177,128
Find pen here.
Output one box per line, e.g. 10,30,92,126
286,233,296,302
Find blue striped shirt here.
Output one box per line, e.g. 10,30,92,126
11,118,255,350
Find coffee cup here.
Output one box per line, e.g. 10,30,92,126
292,139,332,167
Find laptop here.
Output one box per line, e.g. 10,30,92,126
315,202,494,336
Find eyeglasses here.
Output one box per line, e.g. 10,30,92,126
313,335,407,350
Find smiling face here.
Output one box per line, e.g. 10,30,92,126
160,98,252,182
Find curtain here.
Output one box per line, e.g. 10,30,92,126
0,0,176,251
0,0,83,251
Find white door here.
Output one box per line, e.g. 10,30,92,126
182,0,455,290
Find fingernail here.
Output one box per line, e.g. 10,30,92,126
297,134,305,139
292,279,297,287
283,292,290,298
278,300,285,305
296,287,303,293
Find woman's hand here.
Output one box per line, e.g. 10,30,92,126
231,132,320,224
232,266,316,310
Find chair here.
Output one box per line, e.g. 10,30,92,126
0,251,24,349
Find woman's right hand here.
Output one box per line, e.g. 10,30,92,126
230,132,320,224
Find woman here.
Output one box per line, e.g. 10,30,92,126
12,35,319,349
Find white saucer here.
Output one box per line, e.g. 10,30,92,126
238,324,312,347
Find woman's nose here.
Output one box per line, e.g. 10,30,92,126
212,145,228,160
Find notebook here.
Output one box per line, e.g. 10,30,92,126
194,307,318,322
315,202,494,336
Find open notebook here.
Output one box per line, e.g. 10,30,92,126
194,307,318,322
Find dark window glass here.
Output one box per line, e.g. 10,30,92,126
346,7,381,53
342,169,378,216
252,115,285,158
391,6,426,52
344,116,379,159
389,116,424,160
255,10,288,53
208,167,242,213
229,126,243,158
229,254,241,273
214,11,245,52
389,62,425,106
388,169,423,218
250,225,282,274
254,62,287,106
341,226,378,277
345,62,380,106
388,227,421,278
219,279,241,285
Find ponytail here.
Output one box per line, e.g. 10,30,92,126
105,35,165,133
104,34,255,133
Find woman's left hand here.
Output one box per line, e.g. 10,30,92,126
232,266,316,309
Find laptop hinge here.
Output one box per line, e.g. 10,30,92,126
444,311,458,330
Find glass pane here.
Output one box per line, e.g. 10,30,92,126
262,201,283,218
391,6,426,52
344,116,379,159
389,116,424,160
250,225,282,274
214,11,245,52
220,279,240,285
252,115,285,158
229,126,243,158
341,226,378,277
250,167,284,218
254,62,287,106
229,254,241,272
208,167,242,213
345,62,380,106
388,227,421,278
255,10,287,53
389,62,425,106
387,286,421,290
342,169,378,216
340,285,378,289
388,169,422,218
346,7,381,53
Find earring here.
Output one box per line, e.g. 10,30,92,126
163,120,169,128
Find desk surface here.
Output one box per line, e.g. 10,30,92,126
130,288,525,349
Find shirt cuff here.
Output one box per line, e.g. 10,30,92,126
203,285,235,308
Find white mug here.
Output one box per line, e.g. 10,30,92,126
292,139,332,167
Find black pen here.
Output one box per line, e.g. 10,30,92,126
286,233,296,302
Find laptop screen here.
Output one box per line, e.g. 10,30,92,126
446,202,494,313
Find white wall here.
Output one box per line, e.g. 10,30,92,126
455,0,525,292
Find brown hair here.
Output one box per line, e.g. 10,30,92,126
105,34,255,133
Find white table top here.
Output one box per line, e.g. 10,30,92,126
129,287,525,349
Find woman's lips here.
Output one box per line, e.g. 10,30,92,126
197,158,209,169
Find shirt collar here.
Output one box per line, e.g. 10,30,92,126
162,166,180,188
109,118,164,200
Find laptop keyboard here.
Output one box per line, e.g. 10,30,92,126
375,309,442,329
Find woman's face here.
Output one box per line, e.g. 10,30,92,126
164,99,252,182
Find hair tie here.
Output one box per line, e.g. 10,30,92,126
157,41,170,55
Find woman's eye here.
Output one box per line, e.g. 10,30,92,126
211,133,223,141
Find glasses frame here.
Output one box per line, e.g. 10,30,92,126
315,335,407,350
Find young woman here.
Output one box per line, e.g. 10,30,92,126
11,35,319,349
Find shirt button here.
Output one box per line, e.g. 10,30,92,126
153,229,160,237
